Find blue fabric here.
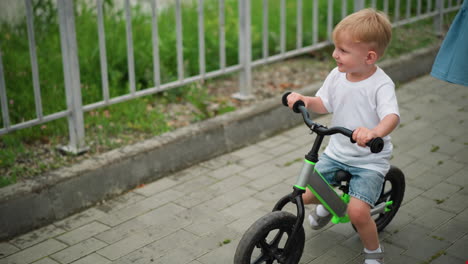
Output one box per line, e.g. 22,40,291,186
431,1,468,86
315,154,385,207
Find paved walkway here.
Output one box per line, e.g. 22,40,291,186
1,75,467,264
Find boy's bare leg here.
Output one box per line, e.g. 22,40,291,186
302,188,320,204
348,197,379,250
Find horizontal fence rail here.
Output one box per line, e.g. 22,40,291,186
0,0,462,153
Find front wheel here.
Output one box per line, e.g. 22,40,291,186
234,211,305,264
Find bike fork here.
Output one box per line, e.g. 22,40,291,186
272,186,305,260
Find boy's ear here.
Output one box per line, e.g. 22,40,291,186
366,51,378,64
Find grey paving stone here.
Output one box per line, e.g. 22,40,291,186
97,189,184,226
257,134,290,149
238,161,281,179
436,191,468,214
388,152,417,170
264,142,300,157
72,253,111,264
399,196,438,219
147,229,199,258
399,185,424,206
221,197,265,219
0,243,19,258
173,188,217,208
95,191,145,214
10,224,66,250
253,181,294,203
197,186,257,211
97,232,157,261
50,238,107,264
154,245,206,264
207,163,247,180
56,221,110,245
421,182,462,202
303,230,348,259
453,146,468,165
133,177,179,197
180,206,236,237
247,168,292,191
407,172,445,191
384,223,431,249
1,239,67,264
54,208,107,231
430,253,465,264
401,235,451,262
238,152,275,168
413,207,456,230
446,234,468,260
207,174,250,195
111,229,200,264
384,253,421,264
194,237,238,264
307,245,359,264
94,218,150,244
199,154,240,170
172,175,218,193
230,144,267,160
31,258,60,264
446,166,468,187
431,218,468,244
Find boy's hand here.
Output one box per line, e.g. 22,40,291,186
286,92,306,109
352,127,379,148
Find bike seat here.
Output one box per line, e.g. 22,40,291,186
334,170,352,183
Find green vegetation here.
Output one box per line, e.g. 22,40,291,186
0,0,458,187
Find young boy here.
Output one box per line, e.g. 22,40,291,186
286,8,399,264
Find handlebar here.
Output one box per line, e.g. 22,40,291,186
282,92,384,153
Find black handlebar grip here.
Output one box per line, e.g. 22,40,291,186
350,130,384,153
367,137,384,153
282,92,292,106
292,100,305,113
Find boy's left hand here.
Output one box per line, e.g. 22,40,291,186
352,127,379,148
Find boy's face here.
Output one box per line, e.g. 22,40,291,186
332,32,375,76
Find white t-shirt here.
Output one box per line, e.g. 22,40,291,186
316,66,400,176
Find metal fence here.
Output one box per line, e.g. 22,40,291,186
0,0,463,153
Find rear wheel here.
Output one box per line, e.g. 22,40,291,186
234,211,305,264
374,166,405,232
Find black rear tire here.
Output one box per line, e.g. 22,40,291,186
374,166,405,232
234,211,305,264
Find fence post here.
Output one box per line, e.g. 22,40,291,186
57,0,88,154
233,0,254,100
354,0,365,11
434,0,444,36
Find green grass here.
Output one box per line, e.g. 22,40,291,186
0,0,459,187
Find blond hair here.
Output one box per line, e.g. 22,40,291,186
332,8,392,57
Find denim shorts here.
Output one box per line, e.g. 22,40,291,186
315,154,385,206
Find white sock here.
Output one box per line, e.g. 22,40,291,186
308,214,319,226
364,246,382,264
316,204,330,217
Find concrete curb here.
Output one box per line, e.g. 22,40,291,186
0,45,439,240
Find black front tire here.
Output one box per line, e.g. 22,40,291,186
234,211,305,264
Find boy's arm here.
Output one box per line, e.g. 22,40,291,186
353,114,400,147
286,92,329,114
